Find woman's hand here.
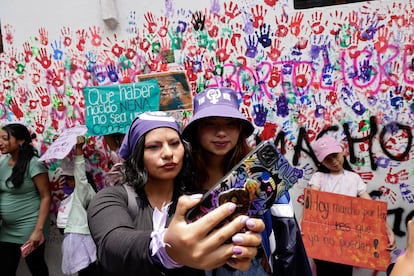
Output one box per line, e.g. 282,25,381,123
386,223,397,251
164,194,264,271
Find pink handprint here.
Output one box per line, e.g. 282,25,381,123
35,86,51,107
38,28,49,46
4,24,15,45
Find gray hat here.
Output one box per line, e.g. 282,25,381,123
182,87,254,141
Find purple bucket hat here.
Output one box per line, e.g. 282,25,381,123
182,87,254,141
119,111,181,160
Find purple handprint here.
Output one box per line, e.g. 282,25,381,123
244,35,258,58
276,95,289,117
253,103,268,127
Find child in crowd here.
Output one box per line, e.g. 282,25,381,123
182,87,312,275
307,134,396,276
87,111,265,276
57,136,99,276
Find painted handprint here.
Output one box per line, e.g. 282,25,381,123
9,98,24,119
255,23,272,48
35,86,51,107
386,168,410,185
38,27,49,46
290,11,304,36
251,4,267,28
144,12,158,34
89,26,103,47
244,35,258,58
35,48,52,69
400,183,414,204
378,185,397,204
252,101,268,127
224,1,241,20
308,11,328,35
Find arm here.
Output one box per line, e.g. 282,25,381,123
30,172,51,246
87,186,160,274
390,219,414,276
164,194,264,271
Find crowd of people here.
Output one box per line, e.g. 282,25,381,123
0,87,404,276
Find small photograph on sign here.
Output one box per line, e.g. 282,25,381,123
137,71,192,111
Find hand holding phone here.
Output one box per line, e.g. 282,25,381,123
186,139,299,224
20,234,45,258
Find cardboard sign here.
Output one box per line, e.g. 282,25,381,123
83,80,160,136
301,188,390,271
39,125,87,161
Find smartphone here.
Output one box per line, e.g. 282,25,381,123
186,139,299,224
20,234,45,258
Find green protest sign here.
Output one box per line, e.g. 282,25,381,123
83,80,160,136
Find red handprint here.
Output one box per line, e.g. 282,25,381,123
329,10,345,36
23,42,33,63
9,98,24,119
89,26,102,47
251,4,268,28
158,16,170,38
268,64,281,88
385,168,409,185
34,114,46,134
61,26,72,47
224,1,241,19
35,48,52,69
308,11,327,35
290,12,304,36
76,29,88,52
275,14,289,38
215,38,231,62
374,26,390,54
35,86,51,107
378,186,397,204
38,28,48,46
144,12,158,34
266,39,283,62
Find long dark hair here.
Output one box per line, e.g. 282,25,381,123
124,133,194,196
3,123,38,188
190,122,252,190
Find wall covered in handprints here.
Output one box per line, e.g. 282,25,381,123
1,0,413,274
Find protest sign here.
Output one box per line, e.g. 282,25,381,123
301,188,391,271
39,125,87,161
83,80,160,136
137,71,192,111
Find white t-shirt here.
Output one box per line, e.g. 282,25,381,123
56,194,73,229
308,170,366,197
